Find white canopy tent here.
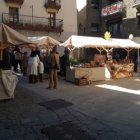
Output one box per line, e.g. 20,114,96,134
109,38,140,62
62,35,140,49
132,37,140,64
28,36,64,56
132,37,140,44
110,38,140,48
0,23,33,45
62,35,140,60
62,35,119,48
0,23,34,65
61,35,120,55
28,36,60,47
0,23,34,73
0,23,34,101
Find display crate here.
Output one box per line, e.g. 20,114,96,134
75,78,88,86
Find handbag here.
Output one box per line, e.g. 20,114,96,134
54,54,60,70
54,64,60,70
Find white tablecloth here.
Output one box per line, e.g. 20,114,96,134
0,70,18,100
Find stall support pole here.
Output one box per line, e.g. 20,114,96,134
0,42,3,78
124,48,133,59
78,48,80,60
138,48,139,65
138,48,140,78
96,47,103,55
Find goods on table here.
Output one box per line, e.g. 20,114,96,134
110,62,134,79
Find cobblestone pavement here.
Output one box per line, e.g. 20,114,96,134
1,76,140,140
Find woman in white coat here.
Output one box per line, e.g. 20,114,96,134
27,50,40,83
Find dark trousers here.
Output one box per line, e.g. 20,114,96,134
14,60,21,72
39,73,43,82
22,66,27,75
29,75,38,83
48,69,58,88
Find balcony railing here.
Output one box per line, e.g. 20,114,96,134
102,1,123,17
5,0,24,5
1,13,63,33
44,0,61,11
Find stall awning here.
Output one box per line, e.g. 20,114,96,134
0,23,33,45
132,37,140,44
61,35,119,48
28,36,60,47
110,38,140,48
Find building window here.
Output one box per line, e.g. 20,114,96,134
48,0,61,4
48,12,56,27
107,22,122,34
48,0,56,2
90,23,99,33
9,7,19,23
91,0,99,9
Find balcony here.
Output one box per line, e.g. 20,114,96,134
5,0,24,5
102,1,123,17
44,0,61,12
1,13,64,33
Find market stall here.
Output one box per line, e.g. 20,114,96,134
0,23,33,100
62,35,118,83
62,35,140,82
106,38,140,79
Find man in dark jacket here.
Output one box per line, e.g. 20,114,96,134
47,46,60,89
61,48,70,78
2,47,13,70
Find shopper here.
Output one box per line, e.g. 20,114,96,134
2,47,13,70
61,48,70,79
38,58,44,82
14,47,22,73
27,50,40,83
47,46,60,89
22,52,28,76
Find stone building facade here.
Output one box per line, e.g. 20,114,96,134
101,0,139,38
77,0,102,37
0,0,78,42
78,0,140,39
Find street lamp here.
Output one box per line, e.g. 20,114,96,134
129,34,133,40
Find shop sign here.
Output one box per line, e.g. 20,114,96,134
102,1,123,17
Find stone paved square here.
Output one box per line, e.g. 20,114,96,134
39,99,73,111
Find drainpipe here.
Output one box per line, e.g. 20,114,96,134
99,0,103,36
30,5,33,26
2,13,3,23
